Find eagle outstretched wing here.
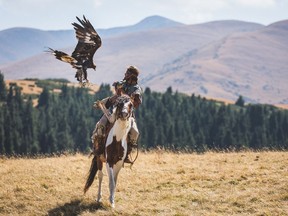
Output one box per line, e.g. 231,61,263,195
46,15,102,85
72,16,102,69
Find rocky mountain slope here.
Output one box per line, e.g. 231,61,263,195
144,20,288,104
1,16,287,104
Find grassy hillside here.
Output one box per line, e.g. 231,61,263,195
5,79,99,95
0,151,287,215
5,79,100,106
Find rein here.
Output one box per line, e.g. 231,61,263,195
131,144,139,164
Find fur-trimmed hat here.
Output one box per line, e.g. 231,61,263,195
125,66,139,77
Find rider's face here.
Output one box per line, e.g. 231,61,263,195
124,72,128,80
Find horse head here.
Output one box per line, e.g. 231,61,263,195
114,95,134,120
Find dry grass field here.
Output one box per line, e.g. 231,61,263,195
0,151,287,216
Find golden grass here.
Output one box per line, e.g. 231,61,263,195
6,80,43,95
0,151,287,216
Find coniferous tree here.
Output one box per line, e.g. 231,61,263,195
156,126,165,147
38,87,59,154
195,129,206,153
74,111,91,152
223,130,235,150
21,96,38,154
57,109,73,152
235,95,245,107
95,84,112,100
167,125,175,148
38,87,50,108
0,72,7,101
4,111,13,154
7,85,23,154
0,108,5,154
146,118,157,149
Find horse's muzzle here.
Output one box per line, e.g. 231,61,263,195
119,110,129,120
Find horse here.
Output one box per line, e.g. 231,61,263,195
84,94,134,208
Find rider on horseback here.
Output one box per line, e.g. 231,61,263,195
91,66,142,163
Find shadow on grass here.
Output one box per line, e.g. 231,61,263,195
47,199,108,216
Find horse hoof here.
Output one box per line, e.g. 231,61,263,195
111,203,115,208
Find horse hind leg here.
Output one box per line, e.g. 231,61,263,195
96,157,103,203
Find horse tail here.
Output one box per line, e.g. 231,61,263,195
84,155,98,194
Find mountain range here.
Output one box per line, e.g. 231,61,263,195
0,15,287,105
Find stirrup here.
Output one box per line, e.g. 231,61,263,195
128,142,138,148
124,156,133,164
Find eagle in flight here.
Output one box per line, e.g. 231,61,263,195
47,16,102,85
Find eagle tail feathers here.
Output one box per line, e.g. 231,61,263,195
45,47,76,65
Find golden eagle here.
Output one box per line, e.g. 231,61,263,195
47,16,102,84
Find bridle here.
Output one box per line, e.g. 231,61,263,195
115,95,133,120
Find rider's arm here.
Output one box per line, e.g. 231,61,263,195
132,93,142,109
93,97,110,109
95,101,115,123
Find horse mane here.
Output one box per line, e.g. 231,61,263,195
114,94,131,106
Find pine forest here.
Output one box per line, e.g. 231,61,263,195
0,73,287,156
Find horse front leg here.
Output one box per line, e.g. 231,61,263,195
107,165,116,208
96,170,103,203
106,162,123,208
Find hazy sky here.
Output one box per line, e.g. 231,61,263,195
0,0,287,31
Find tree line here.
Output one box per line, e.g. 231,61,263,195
0,73,287,155
137,87,288,152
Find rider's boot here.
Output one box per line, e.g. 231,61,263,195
124,140,137,164
94,136,106,162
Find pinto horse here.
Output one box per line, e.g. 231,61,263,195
84,95,134,208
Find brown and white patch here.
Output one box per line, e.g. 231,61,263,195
106,136,125,167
